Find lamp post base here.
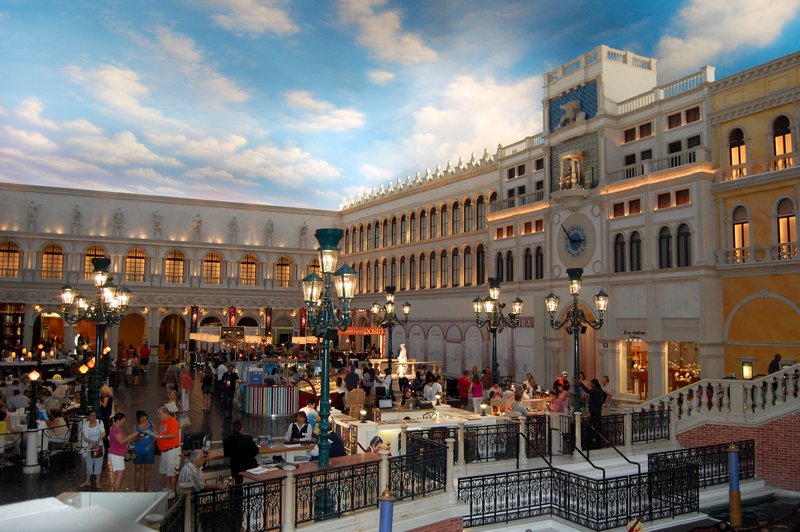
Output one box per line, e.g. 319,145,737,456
23,429,41,475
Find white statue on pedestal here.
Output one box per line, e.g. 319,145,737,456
397,343,408,377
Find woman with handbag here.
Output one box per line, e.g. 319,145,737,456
133,410,155,491
80,409,106,490
108,412,138,492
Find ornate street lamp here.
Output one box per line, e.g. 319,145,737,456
302,228,356,467
544,267,609,413
473,277,523,385
26,369,41,429
370,286,411,400
60,257,130,413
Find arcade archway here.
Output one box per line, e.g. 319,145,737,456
159,314,186,360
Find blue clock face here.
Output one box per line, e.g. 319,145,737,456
564,225,587,257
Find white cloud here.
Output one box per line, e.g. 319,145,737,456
368,69,395,85
2,126,58,151
358,163,394,183
16,99,58,129
66,131,184,167
395,74,542,174
284,91,365,132
63,119,103,135
123,167,183,187
0,105,6,116
0,147,107,175
204,0,299,36
65,64,189,130
656,0,800,81
339,0,437,64
185,166,255,185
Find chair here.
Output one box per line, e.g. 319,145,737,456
344,388,365,413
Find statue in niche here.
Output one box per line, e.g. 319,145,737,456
153,210,162,237
299,222,308,248
113,208,124,227
265,218,274,246
27,201,38,231
558,100,585,128
398,344,408,377
72,205,81,224
230,217,238,235
192,214,202,233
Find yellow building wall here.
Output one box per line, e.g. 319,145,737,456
716,180,797,248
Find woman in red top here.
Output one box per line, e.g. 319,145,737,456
458,370,471,409
470,375,484,414
180,366,193,412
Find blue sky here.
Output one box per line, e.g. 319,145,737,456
1,0,799,210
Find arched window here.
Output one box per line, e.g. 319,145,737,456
0,241,20,278
390,257,397,287
399,257,407,290
391,217,398,246
495,252,504,282
440,250,448,287
373,260,380,292
373,221,380,249
452,248,460,287
358,263,364,293
203,252,223,285
506,250,514,282
773,116,792,167
476,244,486,285
165,249,185,284
429,251,437,288
125,248,147,282
452,202,461,234
366,223,372,250
630,232,642,272
359,225,364,252
344,229,350,254
440,204,449,237
534,246,544,279
677,224,691,267
658,227,672,269
419,211,427,241
732,205,750,263
274,256,291,287
409,255,416,290
240,254,257,286
729,128,747,177
777,198,797,260
464,199,473,232
40,243,63,280
365,260,371,292
430,207,438,238
382,220,388,248
307,258,320,276
614,234,626,273
476,196,486,230
382,258,388,288
419,252,427,289
524,248,533,280
410,213,417,243
400,215,408,244
464,246,473,286
83,245,106,280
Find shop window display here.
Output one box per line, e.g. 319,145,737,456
668,341,700,391
625,339,648,399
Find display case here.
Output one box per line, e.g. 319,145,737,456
0,304,24,350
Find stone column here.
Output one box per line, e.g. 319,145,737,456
648,341,667,399
23,306,36,350
445,437,455,492
282,464,296,532
517,416,528,465
148,315,160,366
457,423,466,467
379,449,391,494
399,425,407,455
179,482,194,532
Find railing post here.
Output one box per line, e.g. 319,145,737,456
445,437,455,492
669,406,678,444
457,422,466,467
179,482,194,532
379,449,391,494
399,425,408,455
282,464,297,532
624,411,633,453
574,412,583,453
517,417,527,466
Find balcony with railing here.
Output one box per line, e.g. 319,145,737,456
616,67,714,115
489,191,546,214
497,134,544,159
717,243,799,265
717,153,796,182
607,148,705,184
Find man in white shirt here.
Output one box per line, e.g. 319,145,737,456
422,377,442,402
299,398,320,427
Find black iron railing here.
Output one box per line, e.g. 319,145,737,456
647,439,755,488
581,413,625,450
390,432,447,500
294,459,380,525
464,420,518,464
409,425,458,463
159,495,185,532
559,414,575,455
524,414,548,459
458,460,698,530
193,478,283,531
631,409,670,443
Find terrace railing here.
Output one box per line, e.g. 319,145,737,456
463,419,518,464
647,439,755,488
193,478,283,532
294,458,379,525
390,431,447,500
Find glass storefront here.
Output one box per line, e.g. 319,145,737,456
624,338,648,399
668,340,700,391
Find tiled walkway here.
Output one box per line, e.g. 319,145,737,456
0,365,291,504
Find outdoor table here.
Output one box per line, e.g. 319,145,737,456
239,451,381,482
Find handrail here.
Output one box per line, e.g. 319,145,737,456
517,430,551,468
585,423,640,475
573,444,605,479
